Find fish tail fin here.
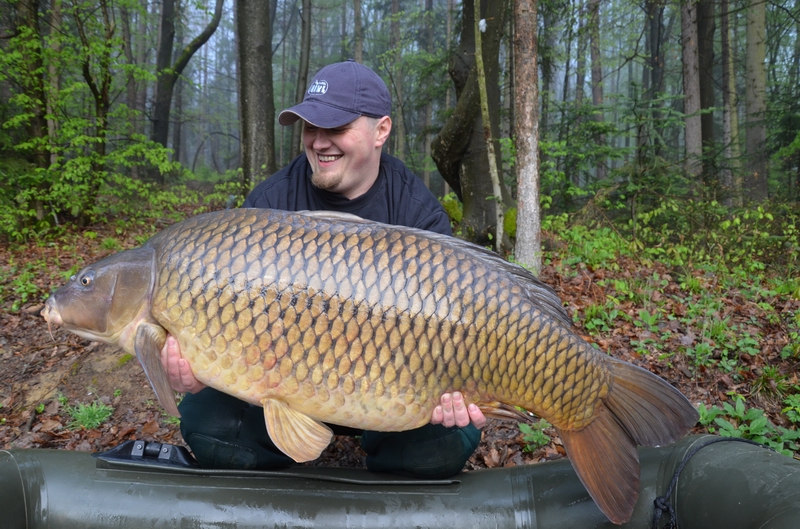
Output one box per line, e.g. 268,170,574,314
558,357,699,524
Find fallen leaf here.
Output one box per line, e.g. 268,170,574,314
141,420,159,435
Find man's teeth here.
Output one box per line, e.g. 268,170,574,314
319,155,340,162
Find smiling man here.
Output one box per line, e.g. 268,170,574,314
161,60,486,479
244,60,451,234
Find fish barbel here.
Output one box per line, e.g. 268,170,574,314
42,208,698,524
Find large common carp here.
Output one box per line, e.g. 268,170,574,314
42,208,698,524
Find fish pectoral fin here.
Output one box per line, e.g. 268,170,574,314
134,323,180,418
261,398,333,463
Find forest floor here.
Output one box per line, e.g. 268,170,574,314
1,204,798,470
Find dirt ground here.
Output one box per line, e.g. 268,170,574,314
1,214,796,470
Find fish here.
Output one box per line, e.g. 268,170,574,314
42,208,698,524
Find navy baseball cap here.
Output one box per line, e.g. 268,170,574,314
278,60,392,128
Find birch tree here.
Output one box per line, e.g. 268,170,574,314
514,0,542,274
473,0,504,252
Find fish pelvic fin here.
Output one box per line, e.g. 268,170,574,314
558,356,699,525
261,398,333,463
134,323,180,418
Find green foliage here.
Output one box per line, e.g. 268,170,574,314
504,207,517,239
557,222,628,270
0,0,182,241
629,199,799,272
519,419,552,452
579,301,623,334
698,397,800,457
782,394,800,424
202,175,247,211
64,400,114,430
440,192,463,224
101,237,122,251
634,308,661,332
10,269,39,311
752,366,791,398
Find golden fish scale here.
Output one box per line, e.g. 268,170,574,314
149,209,610,432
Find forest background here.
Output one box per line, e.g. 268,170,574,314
1,0,800,460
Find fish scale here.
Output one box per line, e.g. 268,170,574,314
43,207,699,524
146,209,607,432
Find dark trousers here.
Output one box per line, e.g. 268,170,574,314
178,387,481,479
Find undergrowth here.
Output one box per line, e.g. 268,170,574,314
545,198,800,457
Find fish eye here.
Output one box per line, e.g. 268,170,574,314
79,271,95,286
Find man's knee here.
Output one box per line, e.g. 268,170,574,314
178,388,293,470
361,423,481,479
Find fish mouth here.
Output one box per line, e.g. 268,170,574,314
41,297,62,340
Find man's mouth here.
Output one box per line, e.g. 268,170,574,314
318,154,342,163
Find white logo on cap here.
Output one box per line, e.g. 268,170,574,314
308,80,328,95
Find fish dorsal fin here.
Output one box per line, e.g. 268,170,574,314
261,398,333,463
300,210,370,224
302,209,571,327
443,237,573,328
134,323,180,417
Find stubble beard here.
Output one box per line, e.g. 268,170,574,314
311,170,343,192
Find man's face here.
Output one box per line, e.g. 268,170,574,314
302,115,391,200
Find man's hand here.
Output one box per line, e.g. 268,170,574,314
160,335,206,394
430,391,487,429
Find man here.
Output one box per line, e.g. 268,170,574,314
161,60,486,478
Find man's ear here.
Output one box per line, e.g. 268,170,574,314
374,116,392,148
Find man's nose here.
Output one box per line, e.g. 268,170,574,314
311,129,332,148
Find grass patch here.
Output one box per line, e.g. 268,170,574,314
63,400,114,430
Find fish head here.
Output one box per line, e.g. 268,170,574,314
43,247,155,346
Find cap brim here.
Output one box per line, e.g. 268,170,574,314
278,101,361,128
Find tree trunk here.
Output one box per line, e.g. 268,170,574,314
171,6,185,166
473,0,504,253
354,0,362,62
744,0,768,201
46,0,62,169
681,0,702,180
513,0,542,274
151,0,224,180
135,0,148,138
291,0,312,157
390,0,405,161
538,3,558,143
72,0,115,221
14,0,49,221
697,0,716,180
720,0,741,205
237,0,277,193
574,6,586,109
15,0,49,171
422,0,433,190
642,0,665,160
430,0,509,245
588,0,605,181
